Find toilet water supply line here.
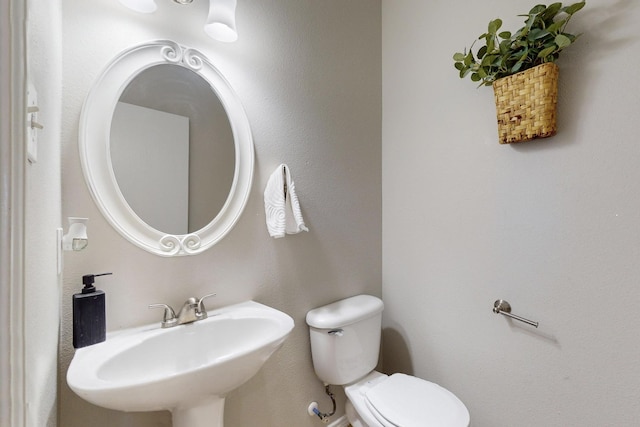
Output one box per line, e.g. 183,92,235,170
312,384,336,423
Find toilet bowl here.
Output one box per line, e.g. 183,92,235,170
306,295,470,427
345,371,469,427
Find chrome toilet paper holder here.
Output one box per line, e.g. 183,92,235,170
493,300,539,328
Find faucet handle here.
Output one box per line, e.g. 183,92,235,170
196,293,217,319
148,303,178,328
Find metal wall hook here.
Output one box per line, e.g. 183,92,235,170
493,299,539,328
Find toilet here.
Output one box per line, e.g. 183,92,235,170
306,295,470,427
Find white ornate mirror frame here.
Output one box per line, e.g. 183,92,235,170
79,40,254,256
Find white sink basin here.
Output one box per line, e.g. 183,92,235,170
67,300,294,427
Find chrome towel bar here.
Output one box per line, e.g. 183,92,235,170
493,300,539,328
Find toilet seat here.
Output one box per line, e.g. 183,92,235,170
362,373,469,427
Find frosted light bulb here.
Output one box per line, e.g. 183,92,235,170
204,0,238,42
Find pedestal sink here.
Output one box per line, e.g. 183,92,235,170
67,300,294,427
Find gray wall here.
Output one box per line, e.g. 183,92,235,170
59,1,381,426
382,1,640,426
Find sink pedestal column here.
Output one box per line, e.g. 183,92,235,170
172,396,225,427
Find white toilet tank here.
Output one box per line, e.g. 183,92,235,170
306,295,384,385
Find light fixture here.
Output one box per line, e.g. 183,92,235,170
62,217,89,251
204,0,238,42
118,0,238,42
118,0,157,14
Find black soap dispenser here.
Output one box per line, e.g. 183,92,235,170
72,272,112,349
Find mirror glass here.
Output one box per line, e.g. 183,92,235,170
110,64,235,235
79,40,254,256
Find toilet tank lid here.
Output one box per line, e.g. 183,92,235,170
306,295,384,329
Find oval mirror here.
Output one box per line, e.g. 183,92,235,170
79,40,254,256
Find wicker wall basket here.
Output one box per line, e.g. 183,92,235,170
492,62,559,144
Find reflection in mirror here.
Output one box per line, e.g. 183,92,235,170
110,65,235,234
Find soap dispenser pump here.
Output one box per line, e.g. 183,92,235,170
72,272,112,349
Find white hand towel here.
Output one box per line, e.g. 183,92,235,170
264,164,308,238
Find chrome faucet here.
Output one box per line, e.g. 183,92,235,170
149,293,216,328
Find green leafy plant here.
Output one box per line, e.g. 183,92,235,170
453,2,586,87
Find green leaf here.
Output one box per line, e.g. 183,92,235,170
488,19,502,34
541,3,563,21
487,37,495,53
535,29,551,40
498,31,512,39
511,61,524,73
491,55,504,66
515,47,529,60
546,19,566,34
563,1,586,15
528,28,543,41
477,45,488,59
454,62,465,71
471,73,481,82
453,52,466,61
464,51,474,66
555,33,571,48
565,33,579,42
537,46,557,59
528,4,546,15
525,15,536,31
481,53,497,67
499,39,511,54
